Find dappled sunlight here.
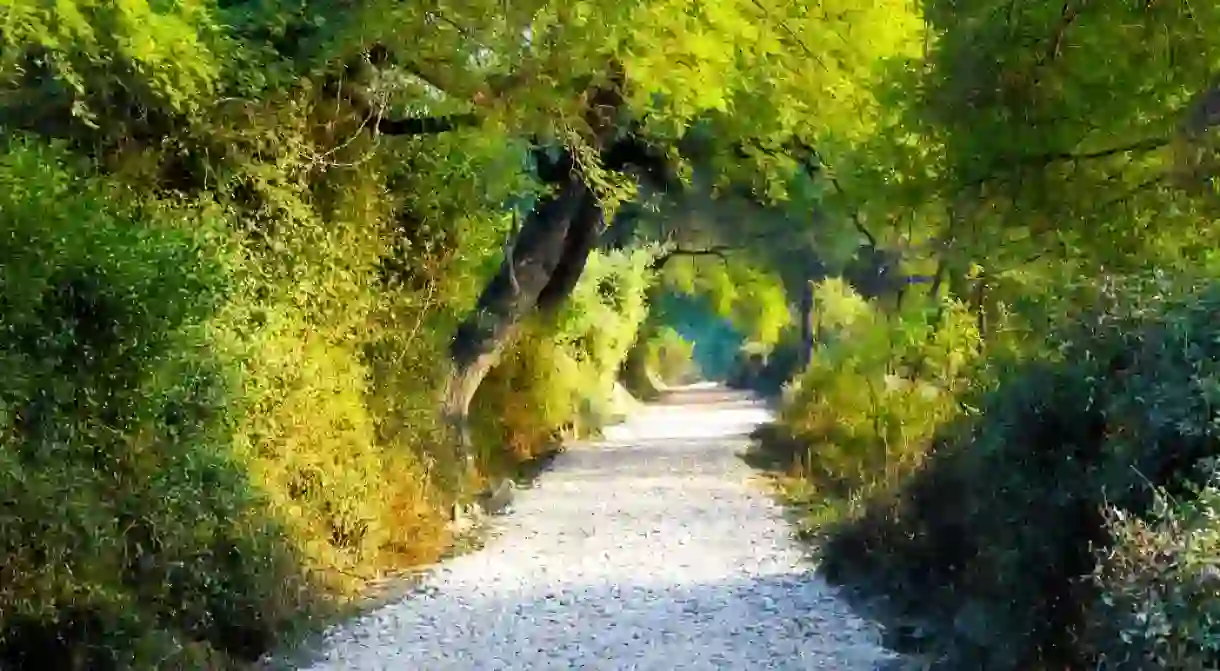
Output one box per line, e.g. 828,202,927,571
5,0,1219,665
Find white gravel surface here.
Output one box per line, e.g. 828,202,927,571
299,384,898,670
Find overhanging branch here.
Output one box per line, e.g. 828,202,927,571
376,112,481,136
650,245,734,271
961,136,1172,188
1014,136,1171,168
787,140,879,248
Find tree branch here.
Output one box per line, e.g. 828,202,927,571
783,140,879,248
962,136,1172,188
1017,136,1171,167
376,112,482,136
650,245,734,271
1038,1,1082,67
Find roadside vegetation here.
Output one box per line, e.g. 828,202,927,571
751,3,1220,670
5,0,1219,668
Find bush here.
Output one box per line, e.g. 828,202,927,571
1086,480,1220,670
820,274,1220,669
0,130,494,666
769,280,981,509
472,247,656,463
0,140,316,668
646,327,697,385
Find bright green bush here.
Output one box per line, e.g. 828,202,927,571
0,139,315,668
212,159,456,589
0,126,511,665
646,327,697,384
770,279,981,507
820,273,1220,670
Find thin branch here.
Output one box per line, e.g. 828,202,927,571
1017,136,1171,166
650,245,734,271
1039,1,1082,67
746,0,828,70
376,113,481,136
1096,173,1169,211
827,173,879,249
787,140,879,248
727,137,880,248
961,136,1171,188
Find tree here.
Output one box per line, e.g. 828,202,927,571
296,0,926,460
0,0,926,463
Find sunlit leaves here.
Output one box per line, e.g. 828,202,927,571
914,0,1220,272
0,0,226,113
663,255,791,347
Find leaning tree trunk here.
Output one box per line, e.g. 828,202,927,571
442,61,646,469
443,170,602,467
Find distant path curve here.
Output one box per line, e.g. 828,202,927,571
299,384,898,670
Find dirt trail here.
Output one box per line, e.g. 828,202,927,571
297,383,898,670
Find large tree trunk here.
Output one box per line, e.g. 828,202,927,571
442,62,638,470
535,190,603,314
443,163,604,467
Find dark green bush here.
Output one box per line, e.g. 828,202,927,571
821,273,1220,669
0,139,315,668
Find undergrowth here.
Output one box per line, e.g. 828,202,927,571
0,123,655,666
766,274,1220,669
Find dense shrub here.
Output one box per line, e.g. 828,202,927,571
819,274,1220,669
0,140,316,668
767,279,981,511
0,126,521,664
620,336,666,402
645,327,697,385
727,334,799,396
1086,480,1220,670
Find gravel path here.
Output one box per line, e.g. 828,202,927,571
299,385,898,670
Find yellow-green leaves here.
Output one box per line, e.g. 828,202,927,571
1,0,224,113
663,254,792,347
617,0,924,152
303,0,923,182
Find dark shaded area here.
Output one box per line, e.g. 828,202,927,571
809,283,1220,669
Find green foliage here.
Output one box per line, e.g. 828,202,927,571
645,327,697,385
0,140,316,668
663,256,792,348
641,291,746,383
473,247,657,460
16,0,1180,666
0,0,227,113
1087,483,1220,670
771,279,981,511
0,42,529,660
732,3,1220,668
816,276,1220,669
